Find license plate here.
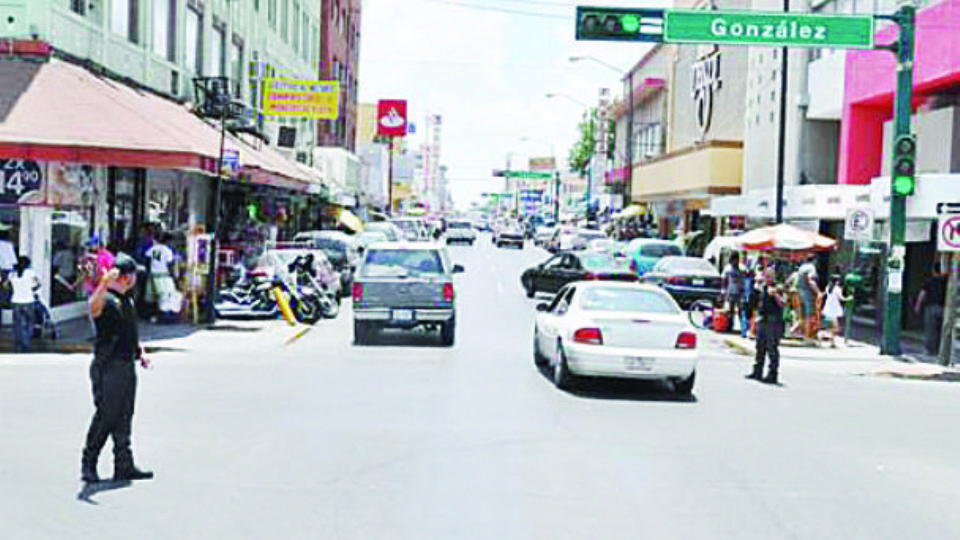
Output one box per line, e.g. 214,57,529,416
692,279,705,286
392,309,414,321
625,356,653,371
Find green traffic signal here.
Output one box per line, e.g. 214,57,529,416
891,134,916,197
575,6,664,43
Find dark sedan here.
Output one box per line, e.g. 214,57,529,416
642,256,722,308
520,252,637,298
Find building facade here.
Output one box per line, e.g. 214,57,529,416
317,0,361,151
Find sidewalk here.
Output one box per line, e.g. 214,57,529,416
720,333,960,382
0,315,310,355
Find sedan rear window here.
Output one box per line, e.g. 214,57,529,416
579,288,679,314
580,254,617,270
361,249,444,277
640,244,682,258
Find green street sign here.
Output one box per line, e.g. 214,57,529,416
505,171,553,179
664,9,875,49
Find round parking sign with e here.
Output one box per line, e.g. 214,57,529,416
940,215,960,251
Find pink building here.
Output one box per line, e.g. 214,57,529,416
839,0,960,186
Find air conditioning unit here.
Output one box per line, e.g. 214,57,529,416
277,126,297,148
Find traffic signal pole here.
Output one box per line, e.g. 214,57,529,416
881,4,916,356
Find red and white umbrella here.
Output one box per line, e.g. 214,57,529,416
736,224,837,254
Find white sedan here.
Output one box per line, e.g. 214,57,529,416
533,281,699,394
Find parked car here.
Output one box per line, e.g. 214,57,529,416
364,221,403,242
292,231,361,296
445,219,477,245
352,242,464,346
548,226,580,253
642,256,722,308
391,218,429,241
626,238,684,276
533,281,699,394
356,231,390,253
496,222,525,249
576,229,608,250
585,238,615,254
520,251,637,298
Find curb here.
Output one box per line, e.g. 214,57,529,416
721,335,887,363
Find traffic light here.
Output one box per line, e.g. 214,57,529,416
575,7,664,42
892,134,917,197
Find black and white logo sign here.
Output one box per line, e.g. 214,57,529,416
691,50,721,139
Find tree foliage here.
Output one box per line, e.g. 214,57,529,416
567,107,598,176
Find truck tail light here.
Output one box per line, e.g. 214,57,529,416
443,282,455,303
573,327,603,345
351,283,364,303
676,331,697,350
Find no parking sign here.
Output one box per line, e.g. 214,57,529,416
939,214,960,252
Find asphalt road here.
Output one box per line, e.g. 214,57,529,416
3,234,960,539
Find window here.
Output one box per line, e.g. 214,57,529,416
71,0,86,15
210,26,225,77
152,0,176,62
581,288,679,314
110,0,130,39
268,0,277,29
281,0,289,42
303,13,310,62
232,39,243,97
185,6,202,75
292,2,300,53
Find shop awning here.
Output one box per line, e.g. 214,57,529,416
338,209,364,232
0,56,311,190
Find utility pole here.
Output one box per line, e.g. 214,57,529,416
387,137,394,215
940,252,958,365
774,0,789,224
625,71,634,210
881,3,916,356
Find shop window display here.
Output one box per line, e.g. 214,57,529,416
50,211,90,307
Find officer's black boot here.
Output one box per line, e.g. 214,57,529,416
114,464,154,481
746,363,763,380
81,458,100,483
762,369,779,385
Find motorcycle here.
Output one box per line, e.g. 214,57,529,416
214,267,280,319
288,255,339,321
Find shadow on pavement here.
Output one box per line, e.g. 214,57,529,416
76,480,132,504
534,363,698,403
355,328,448,348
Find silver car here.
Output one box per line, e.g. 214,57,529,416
352,242,464,346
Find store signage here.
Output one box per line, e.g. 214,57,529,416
0,159,43,204
377,99,408,138
664,10,875,49
692,49,721,138
505,171,553,179
263,79,339,119
529,157,556,172
844,206,874,241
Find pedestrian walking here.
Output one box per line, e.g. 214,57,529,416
748,265,787,384
798,254,822,343
81,253,154,484
721,252,748,337
9,256,39,352
914,263,948,355
822,275,845,348
145,232,181,323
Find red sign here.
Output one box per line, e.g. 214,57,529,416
377,100,408,138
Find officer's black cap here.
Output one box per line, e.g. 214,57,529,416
114,252,144,275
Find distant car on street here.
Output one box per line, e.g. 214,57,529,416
642,256,722,308
533,281,699,394
496,223,525,249
520,251,636,298
390,218,429,241
364,221,403,242
352,242,464,346
626,238,684,276
445,219,477,245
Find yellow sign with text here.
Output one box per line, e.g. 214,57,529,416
263,78,339,119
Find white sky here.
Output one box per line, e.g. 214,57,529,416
358,0,672,211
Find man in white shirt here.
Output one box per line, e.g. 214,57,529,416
144,233,180,321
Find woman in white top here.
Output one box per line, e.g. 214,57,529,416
9,256,39,352
821,275,845,348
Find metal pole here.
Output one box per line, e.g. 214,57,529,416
554,170,560,223
387,137,394,215
205,106,226,325
774,0,789,224
882,4,915,356
625,72,634,209
940,252,959,365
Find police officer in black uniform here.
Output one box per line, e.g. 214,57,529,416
747,264,787,385
81,253,154,483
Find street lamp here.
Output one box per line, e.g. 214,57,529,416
545,92,590,109
569,56,634,210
